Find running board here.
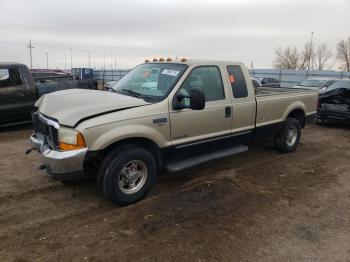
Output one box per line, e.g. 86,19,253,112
166,145,248,172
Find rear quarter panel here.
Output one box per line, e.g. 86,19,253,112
256,91,318,127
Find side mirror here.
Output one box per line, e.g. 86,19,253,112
173,87,205,110
189,87,205,110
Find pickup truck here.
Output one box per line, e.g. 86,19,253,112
29,59,318,206
0,62,97,127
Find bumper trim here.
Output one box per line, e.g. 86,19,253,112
30,134,88,180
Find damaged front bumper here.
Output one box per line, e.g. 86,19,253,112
30,133,88,181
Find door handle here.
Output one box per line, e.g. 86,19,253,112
225,106,232,118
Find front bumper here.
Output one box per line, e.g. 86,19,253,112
30,133,88,180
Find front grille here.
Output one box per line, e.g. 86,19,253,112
32,112,59,149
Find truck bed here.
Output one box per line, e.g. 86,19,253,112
254,87,318,128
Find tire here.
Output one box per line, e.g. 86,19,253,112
273,117,301,153
98,146,157,206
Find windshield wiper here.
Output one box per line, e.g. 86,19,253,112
120,89,144,98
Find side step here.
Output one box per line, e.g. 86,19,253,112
166,145,248,172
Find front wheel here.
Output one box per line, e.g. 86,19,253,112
99,146,157,206
273,117,301,153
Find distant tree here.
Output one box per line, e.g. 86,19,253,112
274,47,300,69
315,43,333,70
274,42,333,70
336,37,350,72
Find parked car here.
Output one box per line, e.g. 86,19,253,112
104,80,118,91
0,63,98,127
29,59,318,205
256,77,280,87
251,77,262,88
317,79,350,124
293,78,338,92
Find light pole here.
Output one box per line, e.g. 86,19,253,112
86,50,91,68
307,32,314,71
64,53,67,70
69,48,73,69
45,52,48,69
26,40,35,69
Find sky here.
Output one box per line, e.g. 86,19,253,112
0,0,349,70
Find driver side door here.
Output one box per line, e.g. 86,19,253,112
169,65,232,146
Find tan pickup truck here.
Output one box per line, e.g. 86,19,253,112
29,59,318,205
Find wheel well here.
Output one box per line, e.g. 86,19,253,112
288,109,305,127
103,138,163,169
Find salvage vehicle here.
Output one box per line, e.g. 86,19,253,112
251,77,262,88
104,80,119,91
317,79,350,124
0,63,97,127
256,77,280,88
293,78,338,92
29,59,318,205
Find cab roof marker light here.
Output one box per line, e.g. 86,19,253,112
145,59,150,63
153,58,158,62
159,57,165,62
166,57,172,61
181,58,187,62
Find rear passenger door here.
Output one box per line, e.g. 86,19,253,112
225,65,256,134
170,65,232,146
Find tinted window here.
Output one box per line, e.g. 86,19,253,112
180,66,225,102
298,79,326,88
323,80,336,87
326,80,350,91
227,65,248,98
0,68,23,88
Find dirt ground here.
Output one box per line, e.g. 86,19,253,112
0,124,350,262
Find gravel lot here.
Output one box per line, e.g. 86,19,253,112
0,124,350,262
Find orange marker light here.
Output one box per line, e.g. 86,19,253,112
159,57,165,62
145,59,150,63
181,58,187,62
166,57,172,61
153,58,158,62
59,133,86,151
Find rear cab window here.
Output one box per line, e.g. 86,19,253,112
226,65,248,98
0,68,23,88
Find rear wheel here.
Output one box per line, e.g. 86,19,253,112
274,117,301,153
98,146,157,206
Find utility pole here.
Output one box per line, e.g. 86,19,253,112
307,32,314,71
114,56,117,70
69,48,73,69
26,40,35,69
45,52,48,69
64,53,67,70
86,50,91,68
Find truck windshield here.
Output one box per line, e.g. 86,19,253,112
297,79,326,88
112,63,188,101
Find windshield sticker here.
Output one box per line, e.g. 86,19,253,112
161,69,180,76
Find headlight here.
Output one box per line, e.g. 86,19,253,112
58,127,86,150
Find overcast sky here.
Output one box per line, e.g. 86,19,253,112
0,0,349,70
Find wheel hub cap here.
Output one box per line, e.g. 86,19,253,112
118,160,147,194
286,126,298,146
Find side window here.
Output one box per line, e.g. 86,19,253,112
179,66,225,102
226,65,248,98
0,68,23,88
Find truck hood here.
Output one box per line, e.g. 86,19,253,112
35,89,150,127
